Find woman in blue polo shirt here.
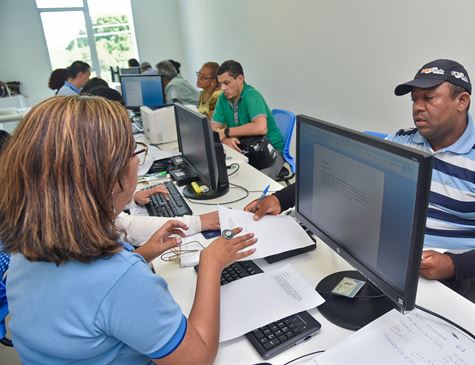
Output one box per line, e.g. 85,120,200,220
56,60,91,96
0,95,256,364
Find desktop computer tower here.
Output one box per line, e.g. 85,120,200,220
140,106,177,144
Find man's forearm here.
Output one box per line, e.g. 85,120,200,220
446,250,475,281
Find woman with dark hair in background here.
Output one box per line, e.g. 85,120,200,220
197,62,222,120
56,61,91,96
80,77,109,94
128,58,140,67
48,68,68,95
0,95,255,364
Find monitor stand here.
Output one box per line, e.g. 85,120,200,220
182,183,229,200
315,270,395,331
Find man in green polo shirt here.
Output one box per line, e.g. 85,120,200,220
211,60,284,179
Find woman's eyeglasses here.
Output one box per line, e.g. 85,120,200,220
196,72,214,81
133,142,148,166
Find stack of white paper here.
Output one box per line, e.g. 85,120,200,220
220,264,325,342
218,206,315,260
312,308,475,364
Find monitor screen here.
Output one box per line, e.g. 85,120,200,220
120,67,140,75
120,74,165,109
175,104,219,191
295,116,432,318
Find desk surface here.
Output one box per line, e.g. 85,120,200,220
143,138,475,365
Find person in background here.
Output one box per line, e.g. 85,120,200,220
197,62,222,120
140,62,158,75
56,61,91,96
80,77,109,94
211,60,284,179
0,95,256,364
168,59,181,74
156,60,199,105
128,58,140,67
0,130,10,150
48,68,68,95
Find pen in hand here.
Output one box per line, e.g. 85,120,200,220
257,184,270,207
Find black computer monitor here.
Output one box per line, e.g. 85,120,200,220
174,104,229,200
120,74,166,109
120,67,140,75
295,115,433,330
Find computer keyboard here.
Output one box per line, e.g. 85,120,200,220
245,311,321,359
220,260,264,285
145,181,193,217
194,260,321,359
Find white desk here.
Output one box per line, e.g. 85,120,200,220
144,140,475,365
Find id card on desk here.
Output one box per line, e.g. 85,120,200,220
331,277,365,298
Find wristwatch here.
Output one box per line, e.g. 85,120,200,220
224,127,231,138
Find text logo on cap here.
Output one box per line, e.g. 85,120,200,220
451,71,469,83
421,67,445,75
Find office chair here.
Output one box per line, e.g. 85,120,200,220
363,130,388,139
0,249,12,347
272,109,296,185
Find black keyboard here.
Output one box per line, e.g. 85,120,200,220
145,181,193,217
194,260,321,359
220,260,264,285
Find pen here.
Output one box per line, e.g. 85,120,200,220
258,184,270,204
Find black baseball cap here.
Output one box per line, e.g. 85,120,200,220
394,59,471,96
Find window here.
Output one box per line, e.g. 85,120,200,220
36,0,138,83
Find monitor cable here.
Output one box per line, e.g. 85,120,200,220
282,349,325,365
184,182,250,206
415,304,475,341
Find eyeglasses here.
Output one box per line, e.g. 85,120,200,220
133,141,148,166
196,72,214,81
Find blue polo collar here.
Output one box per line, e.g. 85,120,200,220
64,81,81,94
412,113,475,154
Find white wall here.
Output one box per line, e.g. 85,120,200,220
0,0,53,106
177,0,475,134
131,0,187,71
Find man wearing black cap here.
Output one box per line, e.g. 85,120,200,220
246,59,475,301
388,59,475,297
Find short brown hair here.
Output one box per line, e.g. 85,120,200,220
0,96,135,264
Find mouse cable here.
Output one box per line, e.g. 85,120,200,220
415,304,475,341
283,349,325,365
184,183,249,206
227,162,240,176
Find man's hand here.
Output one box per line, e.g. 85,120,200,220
244,195,282,221
135,220,188,262
222,137,241,152
134,184,169,205
420,250,455,280
199,211,220,231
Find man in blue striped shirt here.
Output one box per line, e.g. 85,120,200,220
387,59,475,290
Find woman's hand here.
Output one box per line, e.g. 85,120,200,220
134,184,169,205
200,227,257,271
135,220,188,262
199,211,220,231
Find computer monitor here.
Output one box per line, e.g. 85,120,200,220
120,67,140,75
120,74,166,109
174,104,229,200
295,115,433,330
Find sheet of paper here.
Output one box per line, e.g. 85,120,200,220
218,206,315,260
313,308,475,364
219,263,325,342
